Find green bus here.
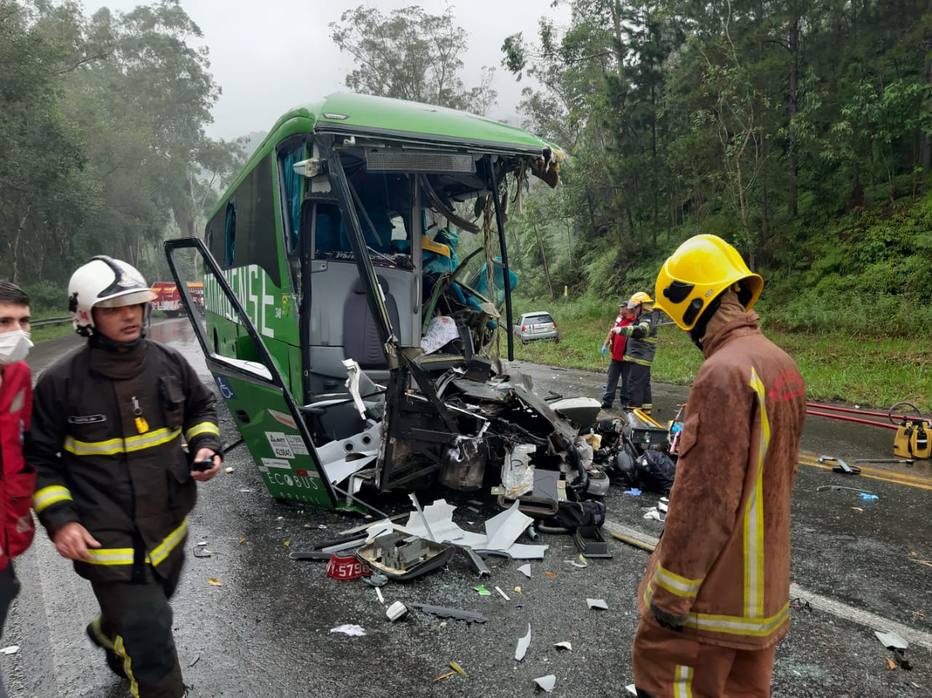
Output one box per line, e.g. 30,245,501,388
165,92,569,513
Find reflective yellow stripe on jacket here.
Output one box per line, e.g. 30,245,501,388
85,519,189,567
63,428,181,457
184,421,220,442
643,583,790,638
33,485,74,513
653,564,703,599
745,368,771,618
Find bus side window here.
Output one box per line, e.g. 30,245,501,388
223,202,236,266
313,203,344,257
278,142,304,254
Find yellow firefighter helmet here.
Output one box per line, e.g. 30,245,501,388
654,234,763,331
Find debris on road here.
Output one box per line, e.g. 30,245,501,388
625,685,637,695
643,507,665,522
587,598,608,610
356,532,454,581
875,631,908,650
0,646,19,655
570,554,588,568
193,542,212,558
574,526,612,558
816,485,876,496
434,671,455,682
449,660,467,677
495,585,510,600
876,630,912,670
326,553,368,581
858,492,880,502
367,499,548,560
410,604,488,624
224,466,235,474
386,601,408,622
624,488,641,497
533,674,556,692
554,641,572,651
330,624,366,637
363,572,389,587
518,563,532,578
207,577,222,587
515,624,531,661
817,455,860,475
474,585,491,596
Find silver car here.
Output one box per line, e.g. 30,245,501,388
515,311,559,344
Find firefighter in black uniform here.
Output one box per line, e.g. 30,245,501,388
27,257,222,698
612,291,660,414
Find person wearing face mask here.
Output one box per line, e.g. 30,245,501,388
26,257,222,698
631,236,806,698
0,281,38,698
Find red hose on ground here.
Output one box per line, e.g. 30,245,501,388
805,409,898,430
805,402,893,420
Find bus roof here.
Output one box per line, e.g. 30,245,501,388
307,93,558,154
212,92,563,222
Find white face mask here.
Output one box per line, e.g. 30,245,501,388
0,329,33,365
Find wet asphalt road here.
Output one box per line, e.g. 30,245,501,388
1,322,929,697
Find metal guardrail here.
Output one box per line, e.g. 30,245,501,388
31,316,71,328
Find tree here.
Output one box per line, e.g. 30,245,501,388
330,5,497,114
0,0,232,291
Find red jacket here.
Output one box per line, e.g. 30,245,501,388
610,315,634,361
0,361,37,570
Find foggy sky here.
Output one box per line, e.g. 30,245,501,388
80,0,570,140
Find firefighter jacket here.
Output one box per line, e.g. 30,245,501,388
0,361,37,570
637,295,806,650
26,339,221,583
619,309,660,366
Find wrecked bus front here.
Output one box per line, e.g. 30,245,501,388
167,92,576,510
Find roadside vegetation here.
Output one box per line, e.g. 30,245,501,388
509,189,932,412
511,297,930,413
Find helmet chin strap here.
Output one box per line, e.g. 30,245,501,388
688,292,724,351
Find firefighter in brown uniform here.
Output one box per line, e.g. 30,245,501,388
26,257,222,698
632,235,806,697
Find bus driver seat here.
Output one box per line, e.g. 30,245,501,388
342,275,400,370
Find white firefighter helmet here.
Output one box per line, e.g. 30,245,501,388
68,256,157,336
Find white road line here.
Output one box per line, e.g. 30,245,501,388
603,519,932,652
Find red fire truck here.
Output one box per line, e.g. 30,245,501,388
151,281,204,316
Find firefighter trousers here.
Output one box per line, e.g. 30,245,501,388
602,360,631,409
0,564,20,698
627,363,653,412
632,614,777,697
91,566,185,698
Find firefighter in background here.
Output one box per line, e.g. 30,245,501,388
600,300,635,410
612,291,660,414
27,257,222,698
0,281,37,698
631,235,806,697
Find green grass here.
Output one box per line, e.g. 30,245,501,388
510,298,931,412
31,321,74,344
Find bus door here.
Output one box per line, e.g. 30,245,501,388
164,237,340,509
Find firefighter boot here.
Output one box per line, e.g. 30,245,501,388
86,616,127,679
